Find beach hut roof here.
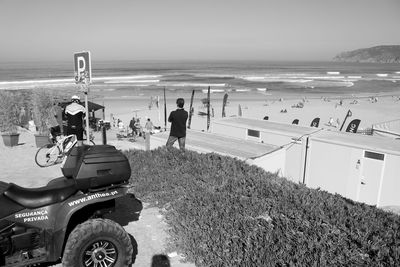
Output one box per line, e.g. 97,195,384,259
155,129,279,159
311,130,400,156
216,117,318,137
372,119,400,139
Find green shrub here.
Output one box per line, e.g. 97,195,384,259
126,147,400,266
30,89,58,134
0,91,25,133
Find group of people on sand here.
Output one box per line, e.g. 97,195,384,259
109,97,188,150
47,95,189,152
326,117,341,128
125,117,154,138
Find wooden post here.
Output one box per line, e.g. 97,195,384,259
145,132,150,151
84,91,90,145
102,123,107,145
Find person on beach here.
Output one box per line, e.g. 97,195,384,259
129,116,137,135
118,119,124,132
54,102,64,135
166,98,188,151
135,118,144,137
145,118,154,134
65,95,85,146
47,103,61,142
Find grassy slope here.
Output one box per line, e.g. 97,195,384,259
126,148,400,266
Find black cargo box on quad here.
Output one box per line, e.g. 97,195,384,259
61,145,131,190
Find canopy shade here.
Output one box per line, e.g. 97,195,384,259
59,101,104,112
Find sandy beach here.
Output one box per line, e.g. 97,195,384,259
101,90,400,135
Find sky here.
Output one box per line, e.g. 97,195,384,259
0,0,399,62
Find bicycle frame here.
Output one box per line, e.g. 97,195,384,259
36,134,95,168
57,134,77,155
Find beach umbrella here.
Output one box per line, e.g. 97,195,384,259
222,93,228,117
207,86,210,131
345,119,361,133
292,119,299,125
188,90,195,129
238,104,242,117
340,109,352,131
310,117,320,127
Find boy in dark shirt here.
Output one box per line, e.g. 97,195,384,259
166,98,188,151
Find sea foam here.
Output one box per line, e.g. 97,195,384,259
104,80,160,84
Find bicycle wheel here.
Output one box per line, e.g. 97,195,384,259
35,143,61,167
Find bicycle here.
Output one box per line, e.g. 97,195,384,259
35,133,95,168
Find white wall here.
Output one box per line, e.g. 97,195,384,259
284,138,307,184
248,148,286,177
305,140,363,200
259,131,297,146
212,123,245,139
378,154,400,207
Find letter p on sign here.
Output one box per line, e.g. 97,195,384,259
74,51,91,84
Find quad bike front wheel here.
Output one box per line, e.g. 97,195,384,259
62,218,133,267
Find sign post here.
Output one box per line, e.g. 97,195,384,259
74,51,92,144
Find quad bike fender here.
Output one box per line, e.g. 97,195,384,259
54,186,128,229
50,187,142,261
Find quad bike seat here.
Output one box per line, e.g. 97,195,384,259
3,178,78,209
0,181,25,219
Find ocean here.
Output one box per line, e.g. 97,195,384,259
1,60,399,96
1,60,399,131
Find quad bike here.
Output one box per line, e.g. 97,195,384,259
0,144,142,267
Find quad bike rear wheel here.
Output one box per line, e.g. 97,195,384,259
62,218,133,267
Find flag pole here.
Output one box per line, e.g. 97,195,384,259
207,86,210,131
157,96,160,123
188,90,195,129
222,93,228,117
340,109,352,131
163,87,167,131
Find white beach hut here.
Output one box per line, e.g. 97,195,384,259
212,117,320,183
305,130,400,207
212,117,400,207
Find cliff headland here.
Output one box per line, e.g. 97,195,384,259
333,45,400,63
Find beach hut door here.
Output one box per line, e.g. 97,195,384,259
357,151,385,205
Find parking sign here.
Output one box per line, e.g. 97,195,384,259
74,51,92,84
